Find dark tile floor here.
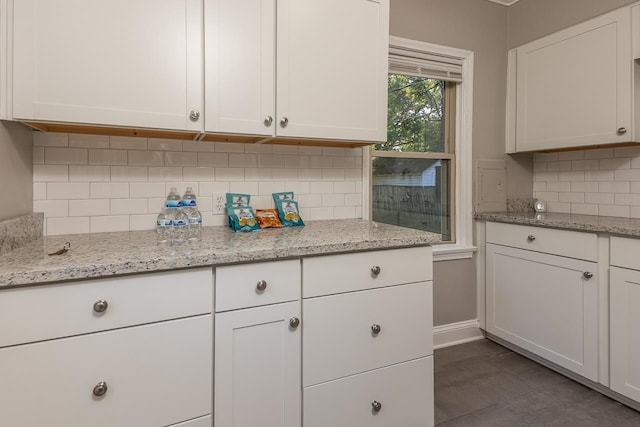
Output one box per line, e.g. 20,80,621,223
434,339,640,427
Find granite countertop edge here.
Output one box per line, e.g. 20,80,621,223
0,219,440,288
475,212,640,237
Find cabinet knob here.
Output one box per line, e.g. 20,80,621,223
256,280,268,291
371,400,382,413
289,317,300,328
189,110,200,122
371,323,381,335
583,272,594,279
617,127,627,135
280,117,289,128
264,116,273,127
93,299,109,313
371,266,381,276
527,235,536,242
92,381,108,398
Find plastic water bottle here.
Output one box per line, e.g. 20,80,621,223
155,206,172,245
167,187,187,245
182,187,202,242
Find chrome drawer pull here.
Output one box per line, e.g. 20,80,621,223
371,266,381,276
372,400,382,413
93,299,108,313
256,280,268,291
583,272,594,279
289,317,300,328
371,324,381,335
527,235,536,242
92,381,108,398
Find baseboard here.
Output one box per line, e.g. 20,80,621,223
433,319,484,349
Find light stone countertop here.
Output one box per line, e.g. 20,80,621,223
0,219,440,288
476,211,640,237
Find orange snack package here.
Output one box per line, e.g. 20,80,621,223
255,208,284,228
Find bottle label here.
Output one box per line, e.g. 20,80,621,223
188,217,202,225
173,219,187,227
166,200,181,208
182,199,197,207
157,219,171,227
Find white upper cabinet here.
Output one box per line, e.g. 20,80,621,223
11,0,203,131
205,0,389,142
506,7,633,152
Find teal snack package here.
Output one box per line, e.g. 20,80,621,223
272,191,294,204
226,193,251,207
227,205,261,232
276,199,305,227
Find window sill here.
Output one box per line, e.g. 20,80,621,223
433,243,477,262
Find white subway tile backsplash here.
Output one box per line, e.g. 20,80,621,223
34,200,69,218
33,147,44,164
533,182,547,192
631,207,640,219
110,136,147,150
534,172,559,182
584,148,614,159
165,152,197,167
614,169,640,181
546,182,571,192
148,167,182,182
599,205,630,218
571,203,598,215
534,192,559,202
129,182,166,198
585,170,613,181
148,138,183,152
534,152,558,162
631,182,640,193
34,165,68,182
559,171,585,182
45,147,88,165
128,150,164,166
47,217,90,235
558,192,584,203
90,215,130,233
89,149,128,165
547,161,572,172
47,183,90,200
585,192,614,205
600,158,631,170
110,199,148,215
614,193,640,206
69,166,110,182
69,199,110,217
571,159,599,171
69,134,109,148
571,181,599,192
599,181,629,193
91,182,130,199
558,151,584,161
111,166,148,182
34,132,68,147
614,146,640,158
34,134,363,235
545,202,571,213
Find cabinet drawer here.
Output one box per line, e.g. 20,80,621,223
215,259,300,312
303,356,434,427
0,316,212,427
611,236,640,270
486,222,597,261
302,246,432,298
303,281,432,386
0,268,212,348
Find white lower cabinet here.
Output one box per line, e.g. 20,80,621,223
610,266,640,401
486,242,598,381
0,316,212,427
169,416,212,427
214,301,301,427
303,357,434,427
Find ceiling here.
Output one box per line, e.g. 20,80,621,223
487,0,521,5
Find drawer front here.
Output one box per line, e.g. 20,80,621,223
486,221,597,261
215,259,300,312
169,415,211,427
0,267,212,348
302,246,432,298
0,316,212,427
303,356,434,427
303,281,432,386
611,236,640,270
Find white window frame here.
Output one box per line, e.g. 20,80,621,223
363,36,476,262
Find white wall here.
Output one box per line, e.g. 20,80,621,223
0,121,32,221
33,132,363,235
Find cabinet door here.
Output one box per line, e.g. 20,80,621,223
12,0,203,131
486,243,598,380
514,8,631,151
214,301,301,427
204,0,275,136
610,267,640,401
304,357,433,427
0,316,212,427
276,0,389,142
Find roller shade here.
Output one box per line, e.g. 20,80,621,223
389,45,463,82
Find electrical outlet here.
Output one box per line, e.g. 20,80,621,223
215,203,226,213
214,194,225,204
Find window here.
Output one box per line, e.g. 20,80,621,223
366,37,475,257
